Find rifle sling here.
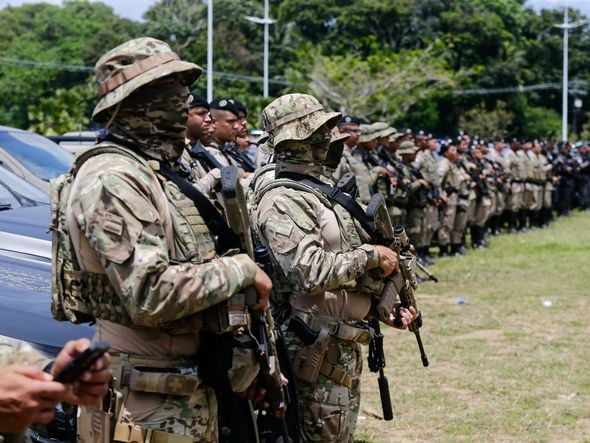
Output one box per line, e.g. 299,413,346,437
276,171,378,239
190,141,224,171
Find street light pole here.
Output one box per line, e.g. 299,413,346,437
554,7,587,143
206,0,213,102
263,0,270,98
245,0,276,98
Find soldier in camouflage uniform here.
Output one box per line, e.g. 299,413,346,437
505,140,527,232
250,93,413,443
51,38,271,442
0,337,111,442
333,116,375,204
413,134,441,261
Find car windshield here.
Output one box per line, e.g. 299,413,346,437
0,167,49,208
0,131,72,181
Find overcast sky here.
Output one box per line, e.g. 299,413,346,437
0,0,589,22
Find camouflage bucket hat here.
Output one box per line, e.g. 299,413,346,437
371,122,396,139
330,127,350,145
92,37,203,122
261,93,341,149
398,141,419,155
359,124,379,143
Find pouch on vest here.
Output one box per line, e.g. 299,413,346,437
129,366,199,396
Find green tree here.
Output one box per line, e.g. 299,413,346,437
0,1,141,129
27,80,94,135
297,46,456,122
459,101,514,140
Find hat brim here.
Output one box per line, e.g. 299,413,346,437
330,132,350,144
92,60,203,122
273,110,341,149
359,132,379,143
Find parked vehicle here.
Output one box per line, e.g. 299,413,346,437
47,130,97,155
0,125,73,192
0,165,50,209
0,205,93,442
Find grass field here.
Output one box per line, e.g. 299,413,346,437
354,211,590,443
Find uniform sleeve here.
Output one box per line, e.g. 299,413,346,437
195,168,221,195
0,337,50,369
71,157,257,327
437,160,450,187
257,189,379,295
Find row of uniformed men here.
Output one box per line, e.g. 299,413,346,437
47,36,415,443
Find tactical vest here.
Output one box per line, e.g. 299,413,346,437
50,143,212,333
249,175,366,322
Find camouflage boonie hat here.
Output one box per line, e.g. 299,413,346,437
397,141,419,155
330,127,350,146
359,123,379,143
388,127,402,142
92,37,203,122
261,93,341,149
371,122,396,140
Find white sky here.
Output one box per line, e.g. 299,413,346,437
0,0,588,22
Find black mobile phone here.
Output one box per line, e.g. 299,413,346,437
53,341,110,384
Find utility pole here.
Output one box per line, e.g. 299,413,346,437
554,7,587,142
245,0,276,98
206,0,213,102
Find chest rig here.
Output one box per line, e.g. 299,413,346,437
50,143,214,333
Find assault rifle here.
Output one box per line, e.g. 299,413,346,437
365,194,430,368
220,165,292,443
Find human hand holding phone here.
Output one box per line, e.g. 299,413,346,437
52,339,112,405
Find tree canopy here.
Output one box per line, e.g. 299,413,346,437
0,0,589,140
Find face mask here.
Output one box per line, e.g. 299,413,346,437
110,81,190,161
309,125,332,164
324,141,345,169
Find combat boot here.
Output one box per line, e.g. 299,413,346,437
508,211,517,233
418,247,434,265
439,244,449,257
450,243,463,256
470,225,481,248
518,210,528,232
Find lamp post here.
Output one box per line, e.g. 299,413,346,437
245,0,276,98
206,0,213,102
554,7,587,142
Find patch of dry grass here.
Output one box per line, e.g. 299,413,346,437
354,211,590,442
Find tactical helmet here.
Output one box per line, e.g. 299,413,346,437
92,37,203,122
261,94,341,150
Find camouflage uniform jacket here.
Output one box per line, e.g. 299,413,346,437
0,338,49,443
505,149,527,182
66,145,257,336
333,146,373,203
0,337,49,369
414,149,441,187
437,157,461,196
252,166,381,321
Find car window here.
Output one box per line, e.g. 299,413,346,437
0,167,49,208
0,131,72,181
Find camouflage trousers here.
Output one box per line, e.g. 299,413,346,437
78,374,218,442
405,207,427,247
281,324,362,443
